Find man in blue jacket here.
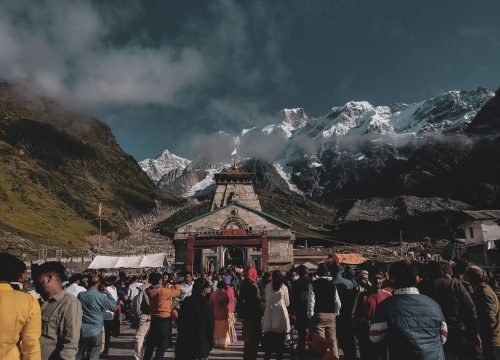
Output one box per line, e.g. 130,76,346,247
370,260,448,360
76,275,116,360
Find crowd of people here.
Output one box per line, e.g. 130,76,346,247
2,250,500,360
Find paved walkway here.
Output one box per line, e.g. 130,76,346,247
105,320,302,359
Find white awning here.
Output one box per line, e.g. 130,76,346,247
88,254,166,269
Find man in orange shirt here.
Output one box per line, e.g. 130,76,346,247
143,272,180,360
0,252,41,360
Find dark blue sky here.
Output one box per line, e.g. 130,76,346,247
1,0,499,159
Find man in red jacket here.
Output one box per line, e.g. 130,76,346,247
353,267,392,360
143,272,180,360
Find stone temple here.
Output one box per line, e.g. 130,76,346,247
173,152,295,272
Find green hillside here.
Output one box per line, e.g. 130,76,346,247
0,82,182,249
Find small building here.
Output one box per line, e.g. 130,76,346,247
173,152,295,273
293,248,328,268
460,210,500,266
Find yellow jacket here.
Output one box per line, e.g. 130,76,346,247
0,283,41,360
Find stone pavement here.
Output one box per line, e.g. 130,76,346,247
105,320,305,359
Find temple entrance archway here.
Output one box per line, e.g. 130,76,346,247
223,247,245,269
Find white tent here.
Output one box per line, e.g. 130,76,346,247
302,261,318,270
88,254,166,269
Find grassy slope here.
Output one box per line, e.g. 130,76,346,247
0,83,182,248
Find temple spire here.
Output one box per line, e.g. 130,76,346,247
231,148,239,172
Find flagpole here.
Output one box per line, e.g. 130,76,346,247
98,202,102,253
99,216,102,253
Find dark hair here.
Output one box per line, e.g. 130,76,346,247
317,263,329,277
193,278,209,296
184,272,193,277
36,261,66,281
389,260,417,289
217,279,226,289
141,274,148,281
0,252,26,282
297,265,307,277
329,261,341,275
149,272,162,285
130,276,138,282
88,275,100,287
271,270,282,291
69,273,83,284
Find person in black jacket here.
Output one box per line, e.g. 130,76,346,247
239,267,262,360
175,278,214,360
419,261,481,360
292,265,310,356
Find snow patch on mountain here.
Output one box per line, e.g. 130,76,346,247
183,168,221,197
139,149,191,182
273,161,303,194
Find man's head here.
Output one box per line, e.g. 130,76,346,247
130,276,138,284
0,252,26,283
149,272,162,286
88,275,100,288
141,274,149,284
317,263,329,277
358,270,369,287
465,266,486,286
389,260,417,289
34,261,66,298
69,273,83,285
368,268,385,290
184,272,193,285
297,265,308,277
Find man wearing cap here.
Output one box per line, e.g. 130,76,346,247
307,263,342,358
465,266,500,360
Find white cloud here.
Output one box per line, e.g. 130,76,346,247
0,0,205,106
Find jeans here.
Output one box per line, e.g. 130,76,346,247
144,317,172,360
76,333,102,360
103,320,113,354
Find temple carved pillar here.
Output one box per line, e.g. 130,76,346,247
186,234,195,272
261,233,268,271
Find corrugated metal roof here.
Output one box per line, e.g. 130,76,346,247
463,210,500,220
174,200,292,229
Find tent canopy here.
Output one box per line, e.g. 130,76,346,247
331,253,367,265
88,254,166,269
302,261,318,270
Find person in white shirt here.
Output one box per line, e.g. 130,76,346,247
127,276,140,300
180,272,194,302
66,274,87,298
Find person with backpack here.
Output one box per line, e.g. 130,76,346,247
465,266,500,360
419,261,481,360
132,275,150,360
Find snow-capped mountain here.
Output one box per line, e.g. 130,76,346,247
139,149,190,183
140,87,498,203
298,87,493,139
